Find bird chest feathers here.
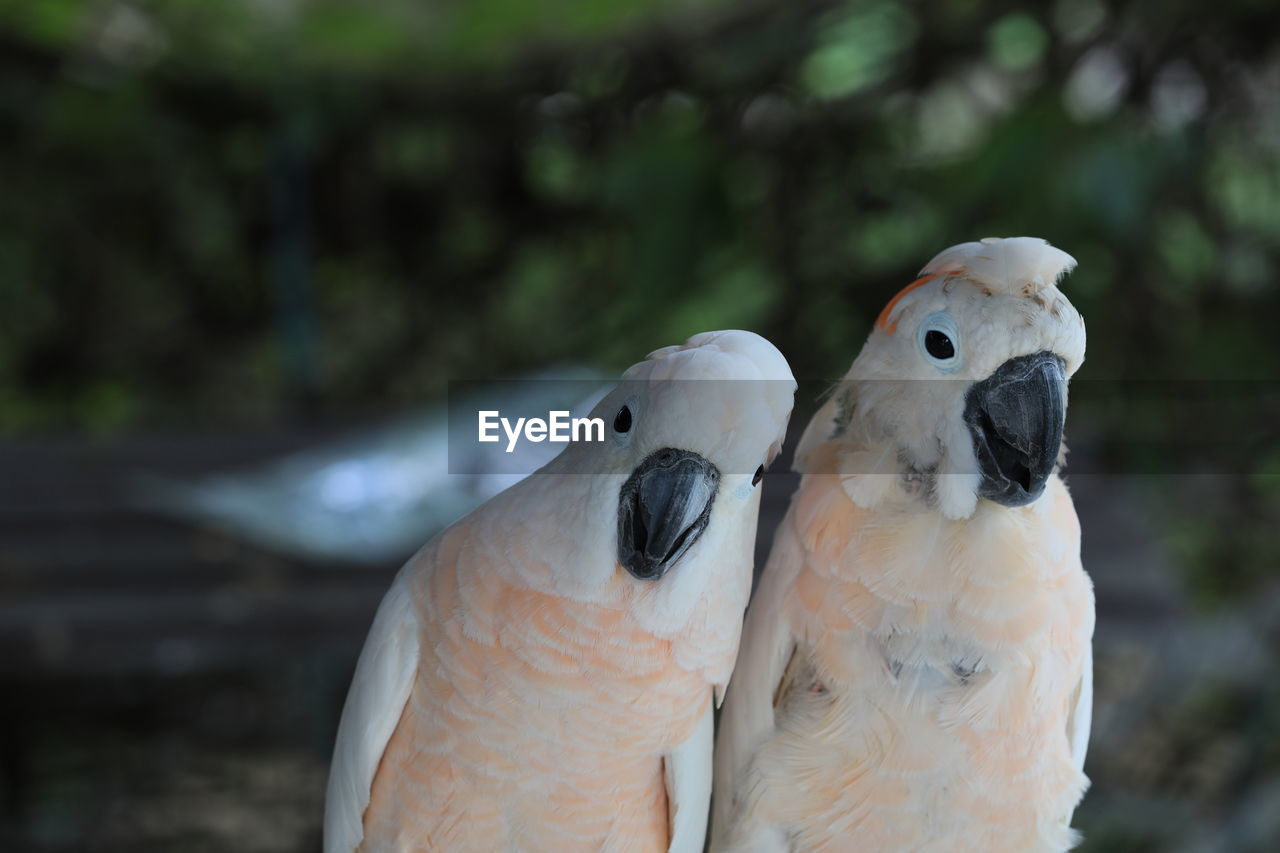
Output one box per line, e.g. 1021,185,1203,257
758,469,1093,849
786,467,1090,704
413,514,717,748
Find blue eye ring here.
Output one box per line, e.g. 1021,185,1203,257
917,312,961,371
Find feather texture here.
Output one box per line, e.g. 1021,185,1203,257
713,469,1093,852
665,696,715,853
713,240,1093,852
357,492,713,851
921,236,1077,295
324,330,795,852
324,568,421,853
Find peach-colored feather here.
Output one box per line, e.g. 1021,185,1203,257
356,482,732,853
712,238,1091,853
716,464,1092,852
327,329,796,853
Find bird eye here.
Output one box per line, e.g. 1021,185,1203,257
924,330,955,360
613,405,633,434
918,312,961,369
752,464,765,486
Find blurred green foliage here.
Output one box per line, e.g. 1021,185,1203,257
3,0,1279,430
4,0,1278,604
2,0,1278,553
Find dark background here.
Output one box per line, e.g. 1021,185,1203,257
2,0,1279,850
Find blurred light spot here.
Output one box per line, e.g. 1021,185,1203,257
915,82,988,160
257,0,306,27
537,92,583,120
848,206,941,273
962,64,1017,114
681,249,781,338
740,93,797,139
800,0,917,100
988,13,1048,71
1152,61,1207,131
1053,0,1107,44
93,3,168,69
1155,210,1215,292
1065,46,1129,121
525,135,587,201
1207,146,1280,239
317,460,375,512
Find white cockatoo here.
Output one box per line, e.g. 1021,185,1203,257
712,238,1094,852
325,330,795,852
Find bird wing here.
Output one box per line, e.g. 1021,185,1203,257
1066,642,1093,773
323,565,421,853
665,693,714,853
710,513,806,847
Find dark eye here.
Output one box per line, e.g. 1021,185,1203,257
924,329,955,361
752,464,765,486
613,405,632,433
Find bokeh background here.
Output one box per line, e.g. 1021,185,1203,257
2,0,1280,850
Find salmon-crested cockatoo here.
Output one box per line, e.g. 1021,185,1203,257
325,330,795,852
712,238,1093,852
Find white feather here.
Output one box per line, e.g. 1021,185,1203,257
922,236,1077,295
1067,644,1093,773
323,567,421,853
710,522,804,850
665,696,715,853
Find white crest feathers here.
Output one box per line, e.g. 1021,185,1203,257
922,236,1077,295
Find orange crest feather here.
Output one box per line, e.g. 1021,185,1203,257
874,273,938,333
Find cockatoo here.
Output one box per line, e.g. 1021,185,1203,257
325,330,795,852
712,238,1093,852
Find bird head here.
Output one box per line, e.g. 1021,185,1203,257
593,330,796,581
798,237,1086,520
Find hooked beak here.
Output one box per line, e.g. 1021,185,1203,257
963,352,1067,507
617,448,719,581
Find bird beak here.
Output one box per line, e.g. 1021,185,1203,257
617,448,720,581
964,352,1067,507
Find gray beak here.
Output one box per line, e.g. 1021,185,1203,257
964,351,1067,507
617,448,720,581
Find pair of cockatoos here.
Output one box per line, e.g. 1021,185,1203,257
325,237,1093,853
